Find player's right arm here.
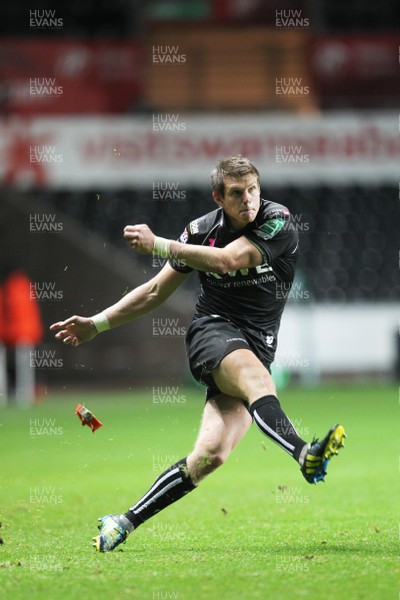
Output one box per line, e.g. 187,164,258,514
50,263,188,347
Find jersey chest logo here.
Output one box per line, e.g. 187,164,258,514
206,262,273,280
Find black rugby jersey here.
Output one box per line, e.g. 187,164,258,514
169,198,299,336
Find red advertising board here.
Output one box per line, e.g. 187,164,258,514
0,114,398,188
308,35,400,108
0,39,144,115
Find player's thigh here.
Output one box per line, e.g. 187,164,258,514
192,394,252,456
211,348,276,404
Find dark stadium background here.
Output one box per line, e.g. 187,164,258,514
0,0,399,400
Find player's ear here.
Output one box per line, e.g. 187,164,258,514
212,191,224,207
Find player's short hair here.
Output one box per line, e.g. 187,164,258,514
211,155,260,198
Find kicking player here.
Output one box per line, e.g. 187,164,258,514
51,155,346,552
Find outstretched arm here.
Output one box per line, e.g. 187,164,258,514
50,263,188,346
124,224,263,274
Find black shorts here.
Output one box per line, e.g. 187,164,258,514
185,314,274,401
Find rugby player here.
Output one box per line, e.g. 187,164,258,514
51,156,346,552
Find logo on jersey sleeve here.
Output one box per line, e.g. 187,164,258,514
179,227,189,243
255,217,285,240
265,335,274,347
190,220,199,234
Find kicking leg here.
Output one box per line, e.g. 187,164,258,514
211,349,346,482
212,348,308,463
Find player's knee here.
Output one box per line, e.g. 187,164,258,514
246,369,275,399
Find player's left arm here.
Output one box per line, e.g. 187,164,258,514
123,224,263,274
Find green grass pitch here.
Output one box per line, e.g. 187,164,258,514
1,384,398,600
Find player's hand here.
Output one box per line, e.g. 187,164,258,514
123,224,155,255
50,316,98,347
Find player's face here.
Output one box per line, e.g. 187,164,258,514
213,174,261,230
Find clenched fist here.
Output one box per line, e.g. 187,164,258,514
124,224,155,255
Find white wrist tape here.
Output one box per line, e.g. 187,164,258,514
90,311,110,334
152,236,171,259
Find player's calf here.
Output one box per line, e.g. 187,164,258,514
249,395,307,461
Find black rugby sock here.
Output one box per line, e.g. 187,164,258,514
124,457,196,529
249,395,307,462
